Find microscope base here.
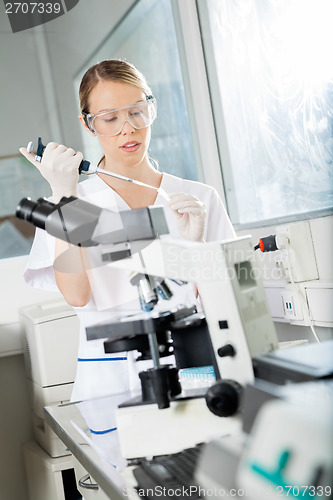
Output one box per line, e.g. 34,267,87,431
115,395,241,459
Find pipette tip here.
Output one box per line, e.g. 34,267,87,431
157,188,170,202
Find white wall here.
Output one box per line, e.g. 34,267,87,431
0,256,61,355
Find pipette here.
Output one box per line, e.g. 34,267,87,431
82,163,170,201
26,138,170,201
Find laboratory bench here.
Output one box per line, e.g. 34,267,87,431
43,380,333,500
43,388,226,500
44,391,139,499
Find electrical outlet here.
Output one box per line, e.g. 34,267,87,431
276,221,318,283
281,291,303,320
275,250,290,281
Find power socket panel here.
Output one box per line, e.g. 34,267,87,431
281,290,304,320
276,221,318,283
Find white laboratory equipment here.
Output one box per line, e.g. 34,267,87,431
22,441,79,500
19,299,80,457
22,441,111,500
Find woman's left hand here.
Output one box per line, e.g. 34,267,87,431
167,192,206,242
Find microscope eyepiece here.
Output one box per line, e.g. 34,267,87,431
16,197,37,221
16,197,57,230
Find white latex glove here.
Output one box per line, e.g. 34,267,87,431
167,192,206,242
19,142,83,203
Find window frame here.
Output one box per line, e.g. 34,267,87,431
194,0,333,230
170,0,228,207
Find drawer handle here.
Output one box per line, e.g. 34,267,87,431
78,473,99,490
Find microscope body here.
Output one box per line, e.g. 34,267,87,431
100,236,278,458
106,236,278,385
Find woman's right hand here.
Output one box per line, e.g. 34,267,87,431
19,142,83,203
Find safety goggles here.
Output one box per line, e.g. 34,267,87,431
82,95,157,137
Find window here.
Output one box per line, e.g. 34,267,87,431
74,0,198,182
198,0,333,227
0,155,50,259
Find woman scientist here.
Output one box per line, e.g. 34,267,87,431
19,59,235,403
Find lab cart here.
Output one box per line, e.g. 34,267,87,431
20,299,82,499
23,441,81,500
19,299,80,457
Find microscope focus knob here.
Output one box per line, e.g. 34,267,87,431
217,344,236,358
205,379,243,417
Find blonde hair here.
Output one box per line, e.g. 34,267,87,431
79,59,152,114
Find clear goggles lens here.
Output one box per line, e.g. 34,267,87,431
85,97,157,137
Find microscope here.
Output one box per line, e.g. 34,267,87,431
16,195,279,458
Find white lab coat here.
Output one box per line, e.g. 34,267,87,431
24,172,235,402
